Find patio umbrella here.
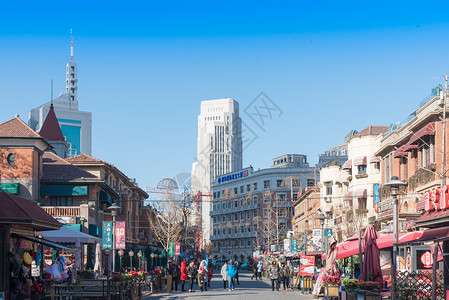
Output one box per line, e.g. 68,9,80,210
324,235,339,276
93,243,103,278
362,225,382,288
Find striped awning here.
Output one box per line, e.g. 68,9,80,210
404,140,418,152
393,146,407,158
416,198,426,211
353,189,367,198
353,156,367,166
344,191,353,202
409,122,436,145
370,156,380,163
342,159,352,170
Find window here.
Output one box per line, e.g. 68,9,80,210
247,184,250,192
400,157,408,180
234,214,238,221
253,183,257,190
253,211,257,218
278,193,287,200
253,195,258,203
240,186,244,193
247,211,251,219
247,226,251,232
240,226,244,233
358,198,367,211
264,180,270,189
228,215,231,221
222,202,226,209
240,239,245,247
421,135,435,167
277,180,283,187
234,227,238,233
263,193,271,203
358,165,367,174
241,212,245,220
234,187,238,194
217,203,221,210
326,182,332,195
253,224,257,232
234,200,238,208
263,208,270,218
307,179,315,187
247,239,251,247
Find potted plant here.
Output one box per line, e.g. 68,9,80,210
341,278,358,300
323,276,340,298
357,281,381,300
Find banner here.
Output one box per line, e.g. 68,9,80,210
102,222,112,249
115,222,126,249
169,242,175,255
284,239,291,253
175,243,181,255
300,255,315,276
291,238,298,253
312,229,322,252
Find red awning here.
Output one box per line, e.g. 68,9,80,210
416,226,449,243
353,189,367,198
409,122,436,145
342,159,352,170
353,156,367,166
336,231,423,260
344,191,353,202
404,140,418,152
416,198,426,211
370,156,380,163
393,146,407,158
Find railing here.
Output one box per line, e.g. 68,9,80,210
210,203,258,216
41,206,80,217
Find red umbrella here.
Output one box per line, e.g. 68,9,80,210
362,225,382,288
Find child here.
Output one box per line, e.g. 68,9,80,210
197,264,205,292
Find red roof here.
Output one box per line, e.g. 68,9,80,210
42,152,101,182
409,122,436,145
39,104,65,141
0,116,41,137
415,209,449,226
0,192,61,230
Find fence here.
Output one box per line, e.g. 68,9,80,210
395,270,443,300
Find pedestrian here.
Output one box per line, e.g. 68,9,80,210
166,259,174,293
235,261,240,284
200,260,208,291
226,260,237,291
197,262,206,292
257,260,264,280
207,261,214,288
180,261,187,291
251,260,258,280
268,260,280,291
221,262,228,289
280,262,290,290
187,261,196,292
173,261,179,291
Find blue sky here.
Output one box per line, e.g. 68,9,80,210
1,1,449,190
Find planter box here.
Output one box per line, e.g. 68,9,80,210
356,290,381,300
325,283,339,297
341,289,357,300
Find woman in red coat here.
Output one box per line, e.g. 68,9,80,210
180,261,188,291
207,261,213,288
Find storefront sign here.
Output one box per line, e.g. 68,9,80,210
217,170,249,184
300,255,315,276
424,185,449,211
169,242,175,255
420,251,433,268
374,184,380,213
291,238,298,253
102,222,112,249
312,229,322,251
284,239,291,253
115,222,126,249
175,243,181,255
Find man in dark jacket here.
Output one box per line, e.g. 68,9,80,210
268,260,281,291
187,261,197,292
251,261,258,280
167,259,175,293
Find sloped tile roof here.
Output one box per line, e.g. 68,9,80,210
0,116,41,137
39,104,65,141
353,125,389,138
42,152,101,182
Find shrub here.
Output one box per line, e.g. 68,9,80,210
323,276,341,285
342,278,358,288
357,281,380,290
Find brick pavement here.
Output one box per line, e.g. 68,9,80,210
143,270,315,300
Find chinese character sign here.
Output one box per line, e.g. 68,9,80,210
102,222,112,249
175,243,181,255
115,222,126,249
291,238,298,253
169,242,174,255
300,255,315,276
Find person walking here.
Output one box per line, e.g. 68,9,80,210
180,261,187,292
251,260,258,280
187,261,196,292
235,261,240,284
257,260,264,280
197,262,206,292
226,260,237,291
268,260,281,291
166,259,174,293
280,262,290,290
173,261,179,291
221,262,228,289
207,261,214,288
200,260,208,291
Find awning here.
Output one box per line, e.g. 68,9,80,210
353,189,367,198
12,233,75,251
404,141,418,152
410,226,449,244
416,198,426,211
342,160,352,170
370,156,380,163
393,146,407,158
353,156,367,166
344,191,353,202
36,226,101,244
336,231,423,259
415,209,449,228
409,122,436,145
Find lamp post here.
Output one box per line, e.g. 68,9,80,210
104,249,111,300
107,203,121,273
384,176,407,300
137,250,142,271
129,250,134,271
317,212,328,253
151,253,155,270
118,249,124,273
156,254,159,268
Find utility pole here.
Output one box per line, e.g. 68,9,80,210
442,75,448,187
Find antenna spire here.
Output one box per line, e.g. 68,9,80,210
70,28,73,64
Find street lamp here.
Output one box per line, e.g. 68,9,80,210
384,176,407,300
150,253,155,270
118,249,124,273
129,250,135,271
104,249,111,299
316,212,328,253
137,250,142,271
156,254,159,268
107,203,121,273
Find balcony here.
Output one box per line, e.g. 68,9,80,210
41,206,80,217
210,231,257,240
210,203,258,216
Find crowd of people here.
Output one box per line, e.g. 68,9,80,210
165,258,291,294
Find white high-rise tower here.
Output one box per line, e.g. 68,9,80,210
191,98,242,245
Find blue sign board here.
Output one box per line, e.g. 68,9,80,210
217,170,249,184
374,183,380,212
102,222,112,249
291,238,298,253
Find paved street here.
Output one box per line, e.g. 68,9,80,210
143,271,315,300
